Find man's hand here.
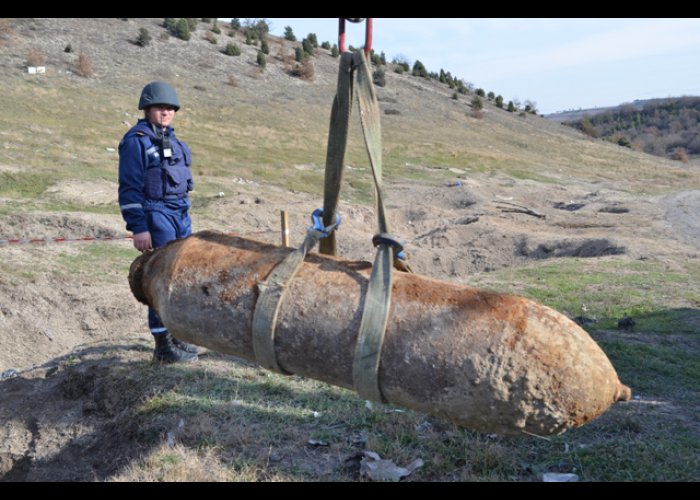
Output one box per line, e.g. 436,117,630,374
133,231,152,252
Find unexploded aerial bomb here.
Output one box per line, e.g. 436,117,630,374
129,230,631,436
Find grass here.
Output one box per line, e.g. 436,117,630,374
98,335,698,481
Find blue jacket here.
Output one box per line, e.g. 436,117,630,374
118,119,193,234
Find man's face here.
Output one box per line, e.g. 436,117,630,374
146,105,176,128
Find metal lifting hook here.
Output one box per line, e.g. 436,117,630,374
338,18,373,55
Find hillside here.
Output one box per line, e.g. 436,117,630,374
551,97,700,162
0,18,699,482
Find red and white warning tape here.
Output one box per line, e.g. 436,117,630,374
0,235,133,246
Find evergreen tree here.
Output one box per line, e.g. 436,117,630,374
284,26,296,41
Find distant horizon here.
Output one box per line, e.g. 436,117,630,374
234,18,700,115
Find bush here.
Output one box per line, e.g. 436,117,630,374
475,88,485,97
295,46,305,62
186,18,198,31
370,51,382,66
330,45,339,58
452,92,459,100
260,39,269,55
136,28,151,47
64,43,72,53
672,147,689,162
507,100,516,113
227,74,238,87
26,47,45,67
290,59,314,81
471,96,483,110
373,68,386,87
321,41,330,50
394,65,405,74
230,19,241,31
380,51,386,65
77,53,93,77
163,18,177,32
495,95,504,108
487,91,495,100
204,31,217,44
245,31,254,45
257,51,266,69
211,25,221,35
300,59,314,80
222,43,241,56
284,26,296,41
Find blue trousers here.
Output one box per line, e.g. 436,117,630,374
145,198,192,336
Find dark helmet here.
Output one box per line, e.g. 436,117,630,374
138,81,181,111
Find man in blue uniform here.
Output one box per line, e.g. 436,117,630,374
119,81,199,363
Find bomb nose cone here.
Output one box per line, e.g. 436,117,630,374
616,384,633,402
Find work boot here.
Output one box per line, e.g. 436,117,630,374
172,336,200,354
153,332,198,364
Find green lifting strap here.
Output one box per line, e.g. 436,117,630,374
252,229,325,375
320,51,354,257
319,48,397,402
352,49,394,403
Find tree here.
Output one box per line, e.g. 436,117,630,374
295,46,305,62
507,100,516,113
254,19,270,39
487,91,495,101
257,51,267,69
330,44,339,58
380,51,386,65
524,100,538,114
471,96,483,110
306,33,318,48
174,19,191,41
412,60,427,78
476,88,485,97
136,27,151,47
230,18,241,31
163,18,177,32
284,26,296,41
495,95,504,108
302,37,314,56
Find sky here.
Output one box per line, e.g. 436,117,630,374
260,18,700,114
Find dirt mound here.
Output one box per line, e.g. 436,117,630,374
0,345,166,481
